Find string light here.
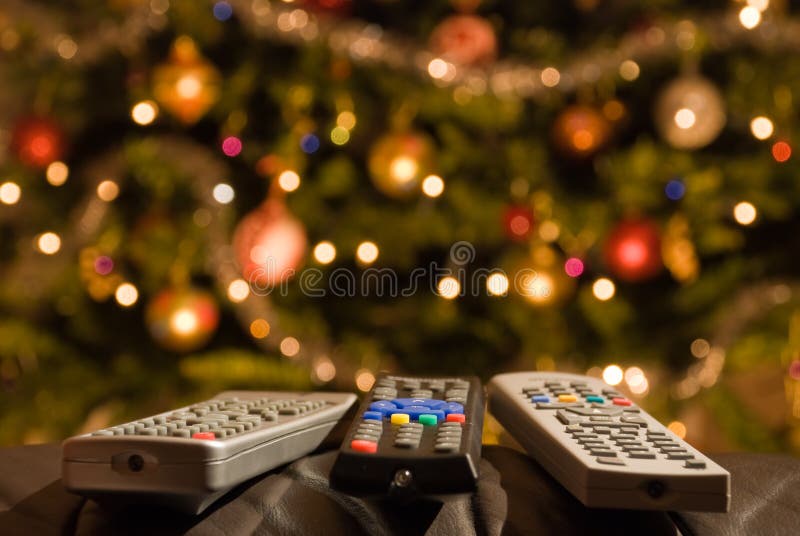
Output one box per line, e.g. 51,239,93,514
36,232,61,255
313,358,336,382
733,201,757,225
280,336,300,357
668,421,687,439
249,318,270,338
437,276,461,299
277,170,300,192
212,183,235,204
624,366,646,388
96,180,120,202
131,100,158,125
46,161,69,186
486,273,509,296
519,272,555,304
750,116,774,140
356,241,379,264
739,6,762,29
619,60,640,81
592,278,616,301
115,282,139,307
540,67,560,87
355,369,376,392
170,308,199,335
336,111,356,130
674,108,696,129
0,182,21,205
538,220,560,242
427,58,448,79
421,174,445,197
602,364,624,386
564,257,584,278
221,136,242,157
772,141,791,162
330,126,350,145
690,338,711,358
176,74,202,99
747,0,769,11
227,279,250,302
389,156,418,184
313,241,336,264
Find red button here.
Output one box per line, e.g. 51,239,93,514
350,439,378,453
446,413,466,423
612,397,632,406
192,432,216,440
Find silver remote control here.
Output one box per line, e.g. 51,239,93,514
62,390,357,513
488,372,729,512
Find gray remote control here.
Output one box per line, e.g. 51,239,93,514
488,372,730,512
62,390,356,513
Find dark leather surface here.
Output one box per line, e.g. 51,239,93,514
0,442,798,535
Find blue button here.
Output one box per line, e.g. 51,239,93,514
363,411,383,421
531,395,549,403
585,395,604,404
392,398,446,410
391,405,445,421
369,400,397,416
442,402,464,415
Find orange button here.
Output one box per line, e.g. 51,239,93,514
558,394,578,403
612,397,632,406
192,432,216,440
350,439,378,453
446,413,466,423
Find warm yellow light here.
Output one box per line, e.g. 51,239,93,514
97,180,120,202
46,161,69,186
733,201,757,225
212,183,235,204
356,241,379,264
280,336,300,357
674,108,696,129
249,318,270,339
131,100,158,125
437,276,461,300
739,6,761,29
619,60,640,81
389,156,418,183
486,273,509,296
690,338,710,358
602,364,624,386
520,272,554,304
37,232,61,255
750,116,774,140
170,308,198,335
427,58,448,79
668,421,687,439
176,74,202,98
538,220,560,242
624,366,646,388
630,377,649,395
330,126,350,145
355,369,376,392
0,182,21,205
313,241,336,264
592,278,616,301
336,111,356,130
314,359,337,382
56,36,78,59
227,279,250,302
540,67,560,87
421,174,444,197
278,170,300,192
115,282,139,307
747,0,769,11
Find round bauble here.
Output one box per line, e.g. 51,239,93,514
429,15,497,66
233,200,307,287
552,105,611,157
367,132,436,199
604,218,662,282
146,287,220,352
654,75,725,150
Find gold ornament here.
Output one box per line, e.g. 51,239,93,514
367,132,436,199
654,75,725,150
153,36,221,125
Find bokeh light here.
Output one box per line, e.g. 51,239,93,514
280,336,300,357
665,179,686,200
313,241,337,264
421,174,445,197
97,180,120,202
356,241,379,264
249,319,270,339
486,273,509,296
674,108,696,129
278,170,301,192
564,257,584,278
750,116,774,140
221,136,242,157
602,364,624,386
668,421,687,439
46,161,69,186
437,276,461,299
213,1,233,21
772,141,791,162
115,282,139,307
690,338,711,358
540,67,560,87
739,6,761,29
131,101,158,125
592,278,616,301
213,183,235,204
733,201,757,225
37,232,61,255
227,279,250,302
0,182,21,205
355,369,376,392
300,133,320,154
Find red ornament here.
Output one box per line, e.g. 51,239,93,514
429,15,497,66
301,0,351,14
11,116,64,168
604,218,662,282
503,205,535,241
146,287,220,353
233,200,307,288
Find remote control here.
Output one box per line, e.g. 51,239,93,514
330,374,484,497
62,390,357,513
488,372,730,512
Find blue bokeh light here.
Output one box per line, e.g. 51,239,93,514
300,134,320,154
665,179,686,201
213,2,233,21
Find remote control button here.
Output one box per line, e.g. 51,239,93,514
628,452,657,459
434,443,459,453
573,432,598,439
567,406,622,417
391,413,410,425
207,427,228,438
558,394,578,403
419,414,438,426
621,426,640,434
441,402,464,415
556,410,582,425
596,457,626,466
661,446,687,453
684,459,706,469
396,432,422,439
353,434,380,442
401,380,421,389
350,440,378,453
589,415,611,422
565,424,583,433
391,398,446,409
589,449,617,457
602,389,623,396
410,390,434,399
623,407,641,413
394,438,420,448
570,381,588,387
192,432,216,440
363,411,383,421
399,421,423,429
446,413,466,423
585,395,604,403
612,397,632,406
593,426,612,435
646,430,667,437
667,453,693,460
92,430,114,436
260,411,278,421
394,406,445,421
171,429,191,438
369,400,398,415
620,415,647,427
531,395,550,403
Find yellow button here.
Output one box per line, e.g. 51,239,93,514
391,413,410,425
558,394,577,403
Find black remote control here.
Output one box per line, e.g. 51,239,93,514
330,374,484,497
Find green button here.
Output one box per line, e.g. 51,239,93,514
586,395,604,403
418,414,438,426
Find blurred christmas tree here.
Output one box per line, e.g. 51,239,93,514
1,0,800,453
